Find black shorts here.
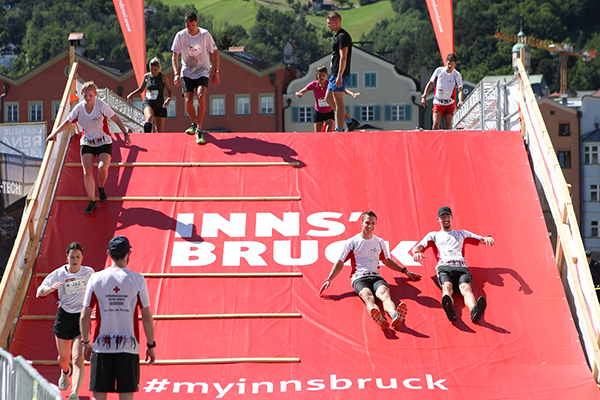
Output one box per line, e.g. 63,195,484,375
313,109,334,123
142,101,167,118
81,144,112,157
90,352,140,393
53,308,81,340
181,76,209,95
437,265,473,291
352,275,389,295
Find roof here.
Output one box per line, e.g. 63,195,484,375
223,51,272,71
582,127,600,142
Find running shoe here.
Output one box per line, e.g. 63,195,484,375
68,393,79,400
391,302,408,329
58,365,71,390
98,187,107,203
84,201,97,215
442,294,456,322
369,308,389,330
185,123,197,135
471,296,487,323
346,118,361,131
196,128,206,145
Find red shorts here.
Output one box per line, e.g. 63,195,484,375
433,102,456,118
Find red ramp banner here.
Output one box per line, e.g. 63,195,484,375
113,0,146,86
425,0,454,62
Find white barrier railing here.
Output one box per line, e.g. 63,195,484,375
0,348,61,400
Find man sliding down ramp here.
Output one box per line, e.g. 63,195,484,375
319,211,421,330
412,206,495,323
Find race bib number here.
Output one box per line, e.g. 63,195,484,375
146,90,159,101
317,98,329,108
440,250,465,266
64,276,87,295
436,89,451,100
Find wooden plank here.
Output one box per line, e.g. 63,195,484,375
35,272,302,278
22,313,302,321
55,196,301,202
31,357,300,366
64,161,300,167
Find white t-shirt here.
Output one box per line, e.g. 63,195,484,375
338,234,389,284
416,230,482,270
430,67,463,105
36,265,95,314
171,28,217,79
67,99,115,147
83,267,150,354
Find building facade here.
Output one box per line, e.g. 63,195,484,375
284,47,420,132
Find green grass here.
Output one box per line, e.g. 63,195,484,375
307,1,393,40
160,0,392,38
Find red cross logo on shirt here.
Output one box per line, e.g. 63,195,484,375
113,286,120,293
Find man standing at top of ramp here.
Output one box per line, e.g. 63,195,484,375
172,10,220,145
319,211,421,330
324,11,360,132
420,53,464,130
412,206,494,323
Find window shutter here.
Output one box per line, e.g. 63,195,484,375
292,107,299,123
404,104,412,121
384,105,391,121
374,105,381,121
354,106,361,121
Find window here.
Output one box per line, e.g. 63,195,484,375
133,99,144,111
235,95,250,116
592,221,599,238
52,101,61,121
364,72,377,88
385,105,412,122
557,150,571,168
558,123,570,136
184,98,199,118
592,185,599,202
5,102,18,123
166,98,176,118
210,96,225,117
354,105,381,122
585,145,599,164
291,106,312,123
347,73,358,88
259,94,274,115
28,102,42,122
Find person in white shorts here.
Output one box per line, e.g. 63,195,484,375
319,211,421,330
80,236,156,400
37,242,94,400
412,206,494,323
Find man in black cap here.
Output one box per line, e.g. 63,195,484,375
80,236,156,399
586,251,600,302
411,206,494,323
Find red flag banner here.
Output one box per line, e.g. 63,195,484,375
113,0,146,86
425,0,454,62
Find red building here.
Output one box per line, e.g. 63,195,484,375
1,48,298,134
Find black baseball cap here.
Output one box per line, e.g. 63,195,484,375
108,236,132,258
586,250,592,257
438,206,453,217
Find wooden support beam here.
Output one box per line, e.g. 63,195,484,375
31,357,300,366
64,161,300,167
55,196,301,202
35,272,302,278
21,313,302,321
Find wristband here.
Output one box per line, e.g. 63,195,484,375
147,341,157,348
82,340,90,345
402,267,407,274
324,278,331,282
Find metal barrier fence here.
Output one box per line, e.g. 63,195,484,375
0,348,61,400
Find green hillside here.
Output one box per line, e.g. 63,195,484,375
161,0,392,39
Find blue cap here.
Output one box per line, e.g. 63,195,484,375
108,236,131,258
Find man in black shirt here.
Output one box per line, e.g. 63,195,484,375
587,251,600,302
325,12,360,132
